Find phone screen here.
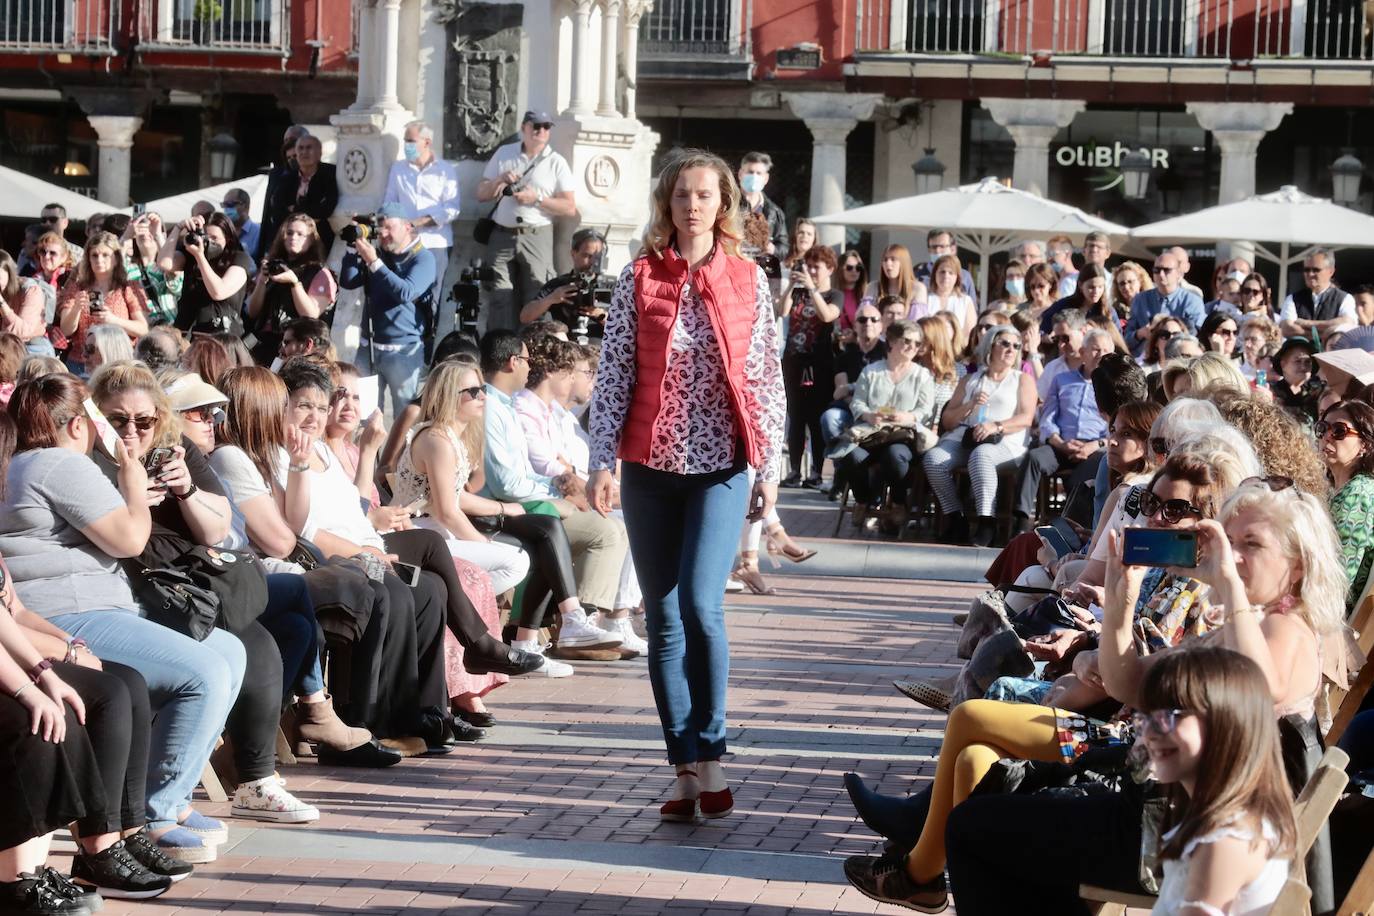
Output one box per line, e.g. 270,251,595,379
1121,527,1198,568
1035,526,1075,559
391,561,422,587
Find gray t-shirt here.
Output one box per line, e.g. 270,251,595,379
0,447,137,617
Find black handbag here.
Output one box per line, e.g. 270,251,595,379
131,544,269,639
473,201,501,247
961,425,1004,448
134,567,220,641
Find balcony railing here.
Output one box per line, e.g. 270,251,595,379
0,0,118,53
856,0,1371,61
639,0,754,79
136,0,289,53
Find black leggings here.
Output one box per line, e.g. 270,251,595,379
384,527,512,658
492,512,578,630
838,443,916,504
60,661,150,837
353,567,448,737
783,354,829,480
223,621,284,785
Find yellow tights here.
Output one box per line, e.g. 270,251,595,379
906,699,1063,883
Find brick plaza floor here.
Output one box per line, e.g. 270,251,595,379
72,553,984,915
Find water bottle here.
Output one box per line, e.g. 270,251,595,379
1255,369,1268,389
974,404,988,425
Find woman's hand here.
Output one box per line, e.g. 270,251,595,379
971,422,997,442
285,425,314,467
358,412,387,453
748,479,777,523
1063,581,1106,609
1025,629,1087,663
38,670,85,725
156,445,194,498
973,391,991,407
114,439,150,504
1104,530,1148,620
268,267,300,287
88,306,109,325
1177,519,1235,587
500,501,526,518
1071,649,1104,690
368,505,410,533
588,469,615,517
19,684,67,742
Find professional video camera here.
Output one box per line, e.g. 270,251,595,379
340,214,380,246
451,260,494,336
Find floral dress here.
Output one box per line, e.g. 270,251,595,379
1331,474,1374,612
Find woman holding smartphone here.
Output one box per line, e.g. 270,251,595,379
588,148,785,821
57,233,149,373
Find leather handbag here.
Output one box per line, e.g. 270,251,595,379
473,200,501,247
133,567,220,641
130,544,269,639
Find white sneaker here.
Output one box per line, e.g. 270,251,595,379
604,616,648,657
231,777,320,824
557,607,623,649
511,639,575,677
726,576,745,593
631,613,648,639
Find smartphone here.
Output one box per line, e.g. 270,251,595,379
391,561,422,587
143,446,175,477
1035,525,1076,560
403,497,427,517
1122,527,1198,568
132,202,146,217
82,398,121,460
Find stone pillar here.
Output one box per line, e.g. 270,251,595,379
87,115,142,207
596,0,621,117
352,0,377,110
1186,102,1293,204
567,0,594,116
782,91,882,249
620,1,648,119
981,98,1084,197
375,0,402,109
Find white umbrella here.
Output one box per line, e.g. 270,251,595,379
0,164,106,221
1130,185,1374,302
132,173,269,224
811,176,1130,302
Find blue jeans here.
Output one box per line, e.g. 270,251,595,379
258,573,324,699
49,611,245,828
358,340,424,419
820,403,852,446
620,460,750,764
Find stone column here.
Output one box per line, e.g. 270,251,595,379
352,0,377,110
596,0,622,117
981,98,1084,197
375,0,402,109
620,0,648,119
1186,102,1293,204
87,115,142,207
568,0,594,116
783,92,882,248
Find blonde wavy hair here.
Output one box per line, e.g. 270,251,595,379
1217,482,1348,635
419,356,485,471
89,359,181,449
1178,352,1249,399
642,149,744,260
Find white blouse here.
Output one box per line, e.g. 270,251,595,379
1152,820,1288,916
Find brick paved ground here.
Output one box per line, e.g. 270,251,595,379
58,550,985,915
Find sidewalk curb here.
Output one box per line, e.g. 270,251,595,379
777,539,995,583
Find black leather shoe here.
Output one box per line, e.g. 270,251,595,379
71,842,173,900
802,476,823,490
0,872,90,915
122,830,193,882
779,474,802,488
464,645,544,677
40,869,102,913
317,738,403,768
443,715,486,744
455,709,496,729
843,772,930,851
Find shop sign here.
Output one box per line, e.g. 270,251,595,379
1054,141,1170,170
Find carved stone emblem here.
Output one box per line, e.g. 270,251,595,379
443,3,524,159
342,147,369,188
586,155,620,198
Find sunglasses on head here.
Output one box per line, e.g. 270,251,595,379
1315,420,1365,442
1139,490,1205,524
1241,475,1295,492
1131,708,1195,737
107,413,158,432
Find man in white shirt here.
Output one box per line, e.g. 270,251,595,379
1279,248,1356,338
383,120,462,350
476,110,579,332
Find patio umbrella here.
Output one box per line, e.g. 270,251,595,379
810,176,1129,302
1130,185,1374,302
0,164,106,221
132,173,269,223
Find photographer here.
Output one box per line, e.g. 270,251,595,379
245,214,338,365
156,213,251,337
338,204,435,419
518,228,610,340
57,232,149,373
121,211,181,327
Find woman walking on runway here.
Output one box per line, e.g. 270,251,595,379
589,149,786,821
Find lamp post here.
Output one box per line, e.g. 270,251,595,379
1118,148,1151,200
208,131,240,182
911,148,946,195
1331,150,1364,207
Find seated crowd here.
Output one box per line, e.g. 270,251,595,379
0,197,690,914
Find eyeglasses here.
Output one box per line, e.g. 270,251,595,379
1052,334,1074,345
1131,708,1195,737
994,339,1023,351
181,406,226,425
459,385,486,400
107,413,158,432
1152,266,1176,275
1241,288,1263,297
1150,437,1169,456
1303,267,1326,274
893,336,922,348
37,249,63,258
855,316,881,324
1241,475,1295,492
576,368,595,378
1315,420,1365,442
1139,490,1205,524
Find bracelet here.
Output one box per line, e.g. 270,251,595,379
289,462,310,474
64,637,87,665
497,503,505,517
27,658,52,683
12,681,32,701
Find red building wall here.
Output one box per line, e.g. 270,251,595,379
750,0,854,80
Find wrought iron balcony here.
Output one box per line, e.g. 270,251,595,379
0,0,118,53
136,0,290,54
638,0,754,80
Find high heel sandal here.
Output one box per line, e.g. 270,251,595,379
660,769,698,822
734,553,777,596
766,527,818,564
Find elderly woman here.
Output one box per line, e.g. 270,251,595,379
922,326,1037,546
1319,399,1374,611
832,320,935,533
56,232,149,374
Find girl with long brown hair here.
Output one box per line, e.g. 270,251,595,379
57,233,149,372
866,244,926,311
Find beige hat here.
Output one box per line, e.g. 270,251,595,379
1314,347,1374,391
164,373,228,412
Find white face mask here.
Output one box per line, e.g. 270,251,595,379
740,173,766,194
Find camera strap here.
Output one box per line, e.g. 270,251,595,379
484,147,551,221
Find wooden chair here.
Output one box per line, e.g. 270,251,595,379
1081,745,1350,915
1326,586,1374,746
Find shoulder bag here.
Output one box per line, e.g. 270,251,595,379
473,148,550,246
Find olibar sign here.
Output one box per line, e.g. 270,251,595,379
1055,141,1170,169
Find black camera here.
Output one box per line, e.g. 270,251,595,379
451,261,494,336
266,260,289,276
183,229,206,249
756,253,782,281
341,214,379,245
571,270,614,313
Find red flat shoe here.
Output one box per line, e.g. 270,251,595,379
659,798,697,822
699,787,734,819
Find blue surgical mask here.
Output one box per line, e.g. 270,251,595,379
222,206,238,222
1006,277,1025,298
403,142,420,162
740,173,766,194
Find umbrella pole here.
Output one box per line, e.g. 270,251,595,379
1277,241,1289,305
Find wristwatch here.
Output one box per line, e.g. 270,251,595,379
172,482,199,502
27,658,53,683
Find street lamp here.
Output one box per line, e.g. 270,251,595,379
1331,150,1364,207
1118,148,1151,200
911,148,946,195
208,131,240,182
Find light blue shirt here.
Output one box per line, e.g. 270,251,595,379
481,382,556,502
238,219,261,261
1124,287,1206,357
1040,366,1108,443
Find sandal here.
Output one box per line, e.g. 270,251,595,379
892,679,952,713
733,567,776,596
766,527,817,564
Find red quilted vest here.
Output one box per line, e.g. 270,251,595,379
619,245,761,467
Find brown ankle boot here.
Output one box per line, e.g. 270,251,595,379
295,696,373,752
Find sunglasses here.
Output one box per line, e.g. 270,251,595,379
1315,420,1365,442
1152,266,1176,274
1303,267,1325,274
1131,708,1195,737
994,339,1023,350
1241,287,1263,297
182,405,226,424
843,264,861,271
1156,330,1177,341
1139,490,1205,524
1214,328,1237,337
1052,334,1074,345
1241,475,1295,492
855,316,881,324
459,385,486,400
37,249,63,257
530,122,554,131
107,413,158,432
